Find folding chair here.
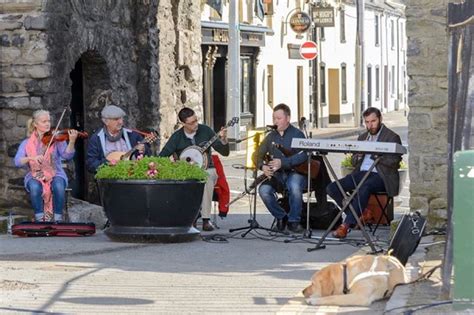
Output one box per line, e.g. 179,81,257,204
370,192,394,235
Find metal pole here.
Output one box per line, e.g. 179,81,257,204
311,3,319,128
442,28,456,300
228,0,241,150
356,0,365,126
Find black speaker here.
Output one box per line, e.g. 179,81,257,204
300,200,342,230
279,197,341,230
388,211,426,266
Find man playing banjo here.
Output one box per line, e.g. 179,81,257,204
159,107,229,231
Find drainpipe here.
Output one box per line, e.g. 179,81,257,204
355,0,365,126
396,15,400,111
310,3,319,128
380,11,384,112
384,11,389,112
228,0,241,150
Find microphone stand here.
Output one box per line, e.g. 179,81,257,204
302,120,313,238
284,118,315,242
229,129,278,237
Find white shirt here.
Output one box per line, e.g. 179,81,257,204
360,126,383,172
184,131,197,145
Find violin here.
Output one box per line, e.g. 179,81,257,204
41,129,88,145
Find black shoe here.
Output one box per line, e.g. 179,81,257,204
276,216,288,232
287,222,304,233
202,219,215,231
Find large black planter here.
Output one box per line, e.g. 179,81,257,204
98,179,205,243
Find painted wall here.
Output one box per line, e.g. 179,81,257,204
200,0,406,128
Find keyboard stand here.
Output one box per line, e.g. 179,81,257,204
307,154,382,254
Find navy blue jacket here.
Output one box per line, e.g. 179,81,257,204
86,128,152,173
257,124,306,171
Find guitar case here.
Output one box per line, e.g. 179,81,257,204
388,211,426,266
12,221,96,237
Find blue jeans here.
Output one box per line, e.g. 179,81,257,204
27,177,66,216
259,171,306,223
326,171,386,225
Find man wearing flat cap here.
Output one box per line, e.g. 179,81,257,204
86,104,151,173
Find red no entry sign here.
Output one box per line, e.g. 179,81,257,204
299,41,318,60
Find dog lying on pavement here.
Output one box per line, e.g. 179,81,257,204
302,255,407,306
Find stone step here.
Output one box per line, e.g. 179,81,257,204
0,214,30,234
0,207,31,217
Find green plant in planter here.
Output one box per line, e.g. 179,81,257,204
95,156,208,181
341,154,354,168
399,160,408,169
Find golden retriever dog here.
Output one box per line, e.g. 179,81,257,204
302,255,406,306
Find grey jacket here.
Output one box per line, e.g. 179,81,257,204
352,124,402,197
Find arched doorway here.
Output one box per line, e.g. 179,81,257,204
69,50,110,202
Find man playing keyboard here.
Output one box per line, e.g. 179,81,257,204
327,107,402,238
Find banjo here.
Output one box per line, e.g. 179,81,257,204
179,117,239,169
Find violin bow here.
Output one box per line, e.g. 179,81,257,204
129,127,154,137
43,106,69,156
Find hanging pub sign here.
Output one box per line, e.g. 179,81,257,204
312,6,335,27
289,11,312,34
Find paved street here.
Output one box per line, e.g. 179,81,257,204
0,111,409,314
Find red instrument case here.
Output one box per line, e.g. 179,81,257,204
12,222,96,237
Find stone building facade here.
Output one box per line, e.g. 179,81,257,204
0,0,201,207
405,0,449,228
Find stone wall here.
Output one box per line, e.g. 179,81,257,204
405,0,449,228
1,0,49,207
0,0,202,208
157,0,202,143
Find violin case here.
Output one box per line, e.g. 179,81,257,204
12,221,96,237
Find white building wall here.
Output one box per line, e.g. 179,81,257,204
317,2,358,123
398,18,408,110
200,0,406,129
201,1,313,129
256,4,312,127
377,10,407,112
364,8,384,110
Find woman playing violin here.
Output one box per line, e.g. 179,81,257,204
14,109,78,222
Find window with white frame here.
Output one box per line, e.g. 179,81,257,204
267,64,274,107
391,65,395,95
375,66,380,100
264,0,274,29
391,19,395,49
340,9,346,43
400,21,404,50
375,15,379,46
341,63,347,103
246,0,253,24
320,63,326,104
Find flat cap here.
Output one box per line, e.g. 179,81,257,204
101,105,126,119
